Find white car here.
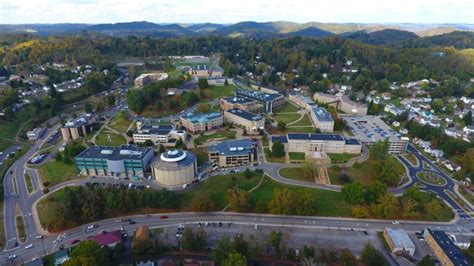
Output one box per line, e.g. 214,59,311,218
392,221,400,225
35,235,43,239
25,244,33,249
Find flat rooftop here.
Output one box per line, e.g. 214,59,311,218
76,145,152,161
223,96,255,104
236,89,283,102
181,112,222,124
64,116,93,128
209,139,256,156
385,228,415,250
311,107,333,122
340,115,406,143
287,133,345,141
427,229,470,266
136,124,173,135
226,108,263,121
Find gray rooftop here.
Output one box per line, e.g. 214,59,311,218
385,228,415,250
311,107,334,122
152,150,196,170
226,108,263,121
236,89,283,103
209,139,256,156
136,124,173,135
223,96,255,104
76,145,153,161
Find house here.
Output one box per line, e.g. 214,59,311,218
54,249,70,266
89,230,123,247
383,228,416,256
463,126,474,135
27,127,46,141
449,235,471,249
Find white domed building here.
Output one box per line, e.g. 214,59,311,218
151,150,197,188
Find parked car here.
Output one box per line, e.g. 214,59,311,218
160,215,168,220
70,239,80,245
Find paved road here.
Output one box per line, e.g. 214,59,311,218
2,211,474,264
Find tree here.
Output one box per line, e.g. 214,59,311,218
223,253,247,266
271,141,285,157
296,189,316,215
341,181,365,204
340,248,358,266
181,228,207,252
211,237,235,264
158,144,166,153
68,240,107,265
269,231,283,257
352,207,369,218
366,181,387,203
400,197,418,219
418,255,436,266
361,243,389,266
370,139,389,160
463,111,472,126
371,193,399,219
106,94,116,107
227,186,250,212
198,78,209,90
175,138,186,149
425,199,444,220
268,188,297,215
277,121,286,131
244,168,252,179
190,192,215,211
84,101,93,113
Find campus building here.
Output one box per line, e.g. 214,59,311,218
236,89,286,113
309,106,334,133
288,94,316,111
220,96,262,113
423,229,470,266
314,92,367,115
223,108,264,135
134,72,168,87
208,139,257,167
61,115,97,142
383,228,416,256
180,112,223,134
132,123,186,147
27,127,46,141
151,150,197,188
340,115,409,155
75,145,154,178
269,133,361,155
188,65,223,78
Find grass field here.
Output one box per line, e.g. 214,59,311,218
24,173,33,193
202,85,236,100
141,108,176,118
417,172,447,186
273,113,301,125
109,112,132,133
288,152,305,161
95,131,127,146
194,130,236,145
279,167,316,182
288,114,312,127
405,153,418,165
16,216,26,243
328,153,358,163
37,160,78,187
459,187,474,205
276,103,299,113
177,172,262,210
344,157,404,186
264,147,286,163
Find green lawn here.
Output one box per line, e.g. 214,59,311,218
37,160,79,187
264,147,286,163
16,216,26,243
328,153,358,163
194,130,236,145
417,172,446,186
95,131,127,146
274,113,301,125
141,108,176,118
284,126,316,133
189,147,208,166
288,152,305,160
203,85,236,100
459,187,474,205
279,167,316,182
405,153,418,165
24,173,33,193
177,172,262,210
276,103,299,113
344,157,404,186
167,69,183,79
109,112,132,133
249,178,353,217
288,114,312,127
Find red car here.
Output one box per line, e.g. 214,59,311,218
70,239,80,245
159,215,169,220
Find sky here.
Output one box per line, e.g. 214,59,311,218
0,0,473,24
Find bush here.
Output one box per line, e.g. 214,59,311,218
43,181,50,187
43,188,49,194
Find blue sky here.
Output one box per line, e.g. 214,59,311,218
0,0,473,24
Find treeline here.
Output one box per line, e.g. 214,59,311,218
43,185,176,231
127,76,200,114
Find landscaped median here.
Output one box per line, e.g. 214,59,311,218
416,172,447,186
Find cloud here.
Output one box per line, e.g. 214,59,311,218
0,0,472,24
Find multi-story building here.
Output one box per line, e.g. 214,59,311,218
180,112,223,134
75,145,154,178
223,108,264,134
340,115,409,155
132,123,186,147
27,127,46,141
208,139,257,167
220,96,262,113
134,72,168,87
236,89,286,113
151,149,197,188
314,92,367,115
61,115,97,142
288,94,316,111
383,228,416,256
188,65,223,78
269,133,361,155
423,229,469,266
309,106,334,133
